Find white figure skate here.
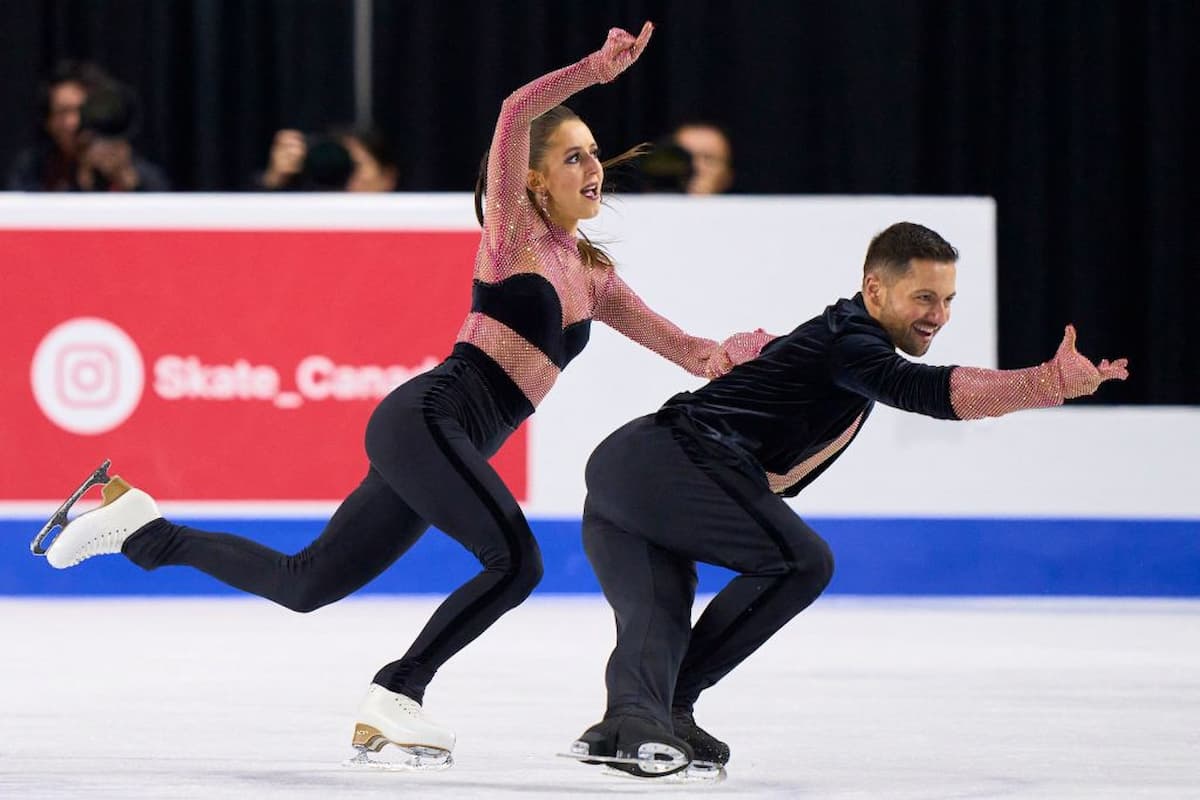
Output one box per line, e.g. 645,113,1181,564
343,684,455,771
32,460,161,569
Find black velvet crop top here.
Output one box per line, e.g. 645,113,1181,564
470,274,592,370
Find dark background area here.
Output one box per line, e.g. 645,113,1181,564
2,0,1196,404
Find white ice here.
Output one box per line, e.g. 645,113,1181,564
2,595,1198,799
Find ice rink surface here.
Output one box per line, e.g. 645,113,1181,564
2,595,1197,800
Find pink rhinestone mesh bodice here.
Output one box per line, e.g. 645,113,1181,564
457,53,718,408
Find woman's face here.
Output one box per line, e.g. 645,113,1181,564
674,124,733,195
530,119,603,229
46,81,87,155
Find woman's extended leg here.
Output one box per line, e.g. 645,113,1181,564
122,466,430,612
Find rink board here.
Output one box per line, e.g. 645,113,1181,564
2,195,1196,597
2,517,1197,596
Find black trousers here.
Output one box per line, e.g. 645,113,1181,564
123,344,539,704
582,413,835,728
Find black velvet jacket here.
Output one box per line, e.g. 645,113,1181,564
660,293,958,497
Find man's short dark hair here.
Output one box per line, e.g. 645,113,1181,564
863,222,959,280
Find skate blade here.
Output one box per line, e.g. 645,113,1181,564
30,460,113,556
343,743,453,772
601,761,727,783
558,749,711,779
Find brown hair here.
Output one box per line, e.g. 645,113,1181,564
474,105,648,269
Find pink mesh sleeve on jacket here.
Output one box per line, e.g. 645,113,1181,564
592,269,718,377
480,58,601,265
949,364,1064,420
719,329,778,366
766,414,864,494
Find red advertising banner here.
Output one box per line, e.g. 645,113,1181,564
2,229,527,501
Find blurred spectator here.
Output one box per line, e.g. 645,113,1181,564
6,60,110,191
627,139,693,193
340,127,399,192
258,129,306,190
672,121,734,195
255,127,398,192
73,80,170,191
629,121,735,195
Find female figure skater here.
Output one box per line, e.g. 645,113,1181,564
39,22,732,770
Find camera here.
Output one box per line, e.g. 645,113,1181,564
627,139,694,193
78,80,139,141
300,134,355,190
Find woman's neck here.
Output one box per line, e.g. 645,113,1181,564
545,207,579,238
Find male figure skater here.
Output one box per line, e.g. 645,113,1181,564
568,221,1128,779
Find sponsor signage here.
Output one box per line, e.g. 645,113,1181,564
3,228,528,501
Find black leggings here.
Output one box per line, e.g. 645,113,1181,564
123,344,539,704
581,414,835,728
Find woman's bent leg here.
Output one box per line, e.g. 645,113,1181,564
366,408,542,704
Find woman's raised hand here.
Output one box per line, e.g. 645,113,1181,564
588,22,654,83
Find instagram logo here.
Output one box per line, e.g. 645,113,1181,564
57,345,119,407
31,318,145,435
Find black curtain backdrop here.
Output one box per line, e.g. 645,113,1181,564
2,0,1196,404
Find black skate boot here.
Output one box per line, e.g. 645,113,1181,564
672,709,731,766
568,714,693,778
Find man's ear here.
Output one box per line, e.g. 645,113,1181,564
863,271,884,306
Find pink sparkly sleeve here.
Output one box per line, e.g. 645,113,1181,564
719,329,779,365
766,415,864,494
949,364,1063,420
951,324,1131,418
593,270,719,377
482,58,601,262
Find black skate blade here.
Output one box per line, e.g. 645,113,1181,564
30,460,113,556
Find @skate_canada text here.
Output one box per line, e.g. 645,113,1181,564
153,354,439,408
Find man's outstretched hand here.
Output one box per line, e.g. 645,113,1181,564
1050,324,1129,399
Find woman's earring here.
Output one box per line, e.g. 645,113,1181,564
538,191,550,212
